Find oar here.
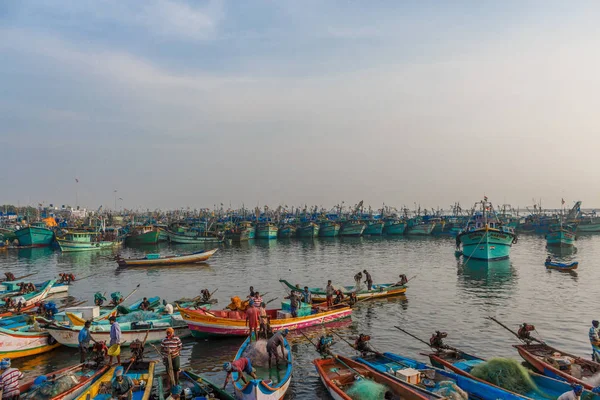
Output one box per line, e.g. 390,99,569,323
393,326,434,348
390,275,417,288
486,316,545,344
329,330,412,368
73,273,100,282
8,272,39,281
264,297,279,305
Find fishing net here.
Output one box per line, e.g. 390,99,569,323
118,311,161,323
470,358,538,395
22,373,79,400
242,339,288,367
345,379,387,400
433,381,468,400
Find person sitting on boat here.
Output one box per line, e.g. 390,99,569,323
396,274,408,286
222,358,257,390
333,290,345,305
430,331,449,350
348,292,358,306
258,303,270,339
558,384,583,400
363,270,373,291
353,334,376,357
284,291,300,318
245,300,260,341
111,366,134,400
94,292,106,306
4,272,15,282
326,280,334,307
140,297,151,311
590,320,600,361
302,286,312,305
354,272,363,290
0,358,23,400
200,289,211,303
546,256,552,264
267,329,289,369
253,292,263,308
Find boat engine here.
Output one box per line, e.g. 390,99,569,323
129,339,145,362
517,323,535,343
317,335,334,358
430,331,448,349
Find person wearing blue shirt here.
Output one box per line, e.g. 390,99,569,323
590,320,600,361
78,320,94,363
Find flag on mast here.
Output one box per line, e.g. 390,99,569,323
561,198,565,205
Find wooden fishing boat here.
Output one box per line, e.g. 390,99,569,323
0,325,61,359
514,343,600,390
74,360,155,400
277,224,296,238
255,223,278,239
232,335,292,400
178,303,352,338
383,219,407,235
159,369,235,400
56,230,121,252
545,261,578,270
339,220,365,237
0,302,39,318
166,230,222,244
14,223,55,247
116,248,218,267
314,355,435,400
46,316,190,347
125,226,160,245
297,222,319,238
358,352,527,400
18,363,110,400
1,279,68,296
279,279,407,303
0,279,55,307
428,347,600,398
117,296,161,314
319,220,340,237
546,224,576,247
363,221,384,236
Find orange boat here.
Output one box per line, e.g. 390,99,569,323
116,248,217,267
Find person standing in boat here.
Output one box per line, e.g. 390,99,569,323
326,280,334,307
590,320,600,361
353,272,363,290
108,316,122,365
302,286,312,305
546,256,552,263
363,269,373,291
245,300,260,341
258,303,270,339
284,291,300,317
248,286,255,298
222,358,257,389
396,274,408,286
267,329,289,369
253,291,263,308
78,320,96,363
161,327,182,385
0,358,23,400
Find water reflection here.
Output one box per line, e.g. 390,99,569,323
457,258,517,308
547,246,577,259
16,247,54,262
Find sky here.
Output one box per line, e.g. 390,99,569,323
1,1,600,211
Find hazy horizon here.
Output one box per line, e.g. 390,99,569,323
2,1,599,210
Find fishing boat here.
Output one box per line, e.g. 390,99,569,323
0,227,17,243
232,335,292,400
56,230,121,252
255,222,278,239
1,279,67,296
117,296,161,314
546,224,576,247
279,279,407,303
297,222,319,238
45,316,190,347
75,360,155,400
318,220,340,237
456,199,517,260
339,220,365,237
116,248,218,267
405,217,435,236
0,279,55,307
178,303,352,338
363,221,384,236
18,363,110,400
14,223,55,247
225,225,251,242
383,219,407,235
125,226,160,245
314,355,435,400
358,352,527,400
277,224,296,238
160,370,235,400
0,325,61,359
545,260,578,270
167,230,222,244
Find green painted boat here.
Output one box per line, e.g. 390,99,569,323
0,228,17,243
255,222,278,239
383,219,407,235
279,279,407,303
297,221,319,238
157,226,169,242
319,221,340,237
278,224,296,238
125,226,160,245
167,230,222,244
340,220,365,237
56,230,121,252
363,221,384,235
13,223,55,247
546,224,576,247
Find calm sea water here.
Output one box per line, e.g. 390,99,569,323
3,234,598,399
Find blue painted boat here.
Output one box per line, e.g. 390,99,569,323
357,352,526,399
318,221,340,237
255,223,278,239
14,223,55,247
546,224,576,247
457,199,517,260
297,222,319,238
405,217,435,235
545,261,578,270
277,225,296,238
232,335,292,400
383,219,407,235
429,349,600,399
363,221,384,236
340,220,365,237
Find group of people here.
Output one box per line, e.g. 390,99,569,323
353,270,374,291
17,282,36,294
245,287,270,340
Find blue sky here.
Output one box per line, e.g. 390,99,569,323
2,1,600,211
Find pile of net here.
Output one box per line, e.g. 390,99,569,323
345,379,387,400
432,381,468,400
243,340,288,367
22,373,79,400
118,311,161,323
470,358,538,395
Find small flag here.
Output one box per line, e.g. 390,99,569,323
561,198,565,205
484,195,488,202
75,178,79,183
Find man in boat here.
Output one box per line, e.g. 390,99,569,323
200,289,211,303
245,299,260,341
348,292,358,306
353,334,376,357
333,290,345,305
267,329,289,369
2,296,14,310
258,303,270,339
430,331,450,351
111,366,134,400
222,358,257,390
363,269,373,291
284,291,300,317
4,272,15,282
139,297,151,311
395,274,408,286
354,272,363,290
253,291,263,308
317,335,335,358
0,358,23,400
248,286,256,298
590,320,600,361
546,256,552,263
108,316,122,365
110,292,124,306
161,327,183,385
557,384,583,400
79,320,95,363
326,280,334,307
302,286,312,305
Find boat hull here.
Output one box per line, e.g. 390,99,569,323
0,327,61,359
363,222,384,236
279,279,406,303
179,305,352,338
255,225,278,239
125,230,160,245
277,226,296,238
118,248,218,267
76,361,155,400
458,228,515,260
297,223,319,238
167,231,221,244
46,324,190,347
545,261,578,270
405,223,435,236
318,222,340,237
14,226,55,247
383,221,407,235
339,222,365,237
57,239,118,252
546,230,575,247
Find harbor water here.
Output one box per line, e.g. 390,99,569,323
2,234,598,399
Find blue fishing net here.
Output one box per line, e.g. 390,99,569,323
118,311,161,323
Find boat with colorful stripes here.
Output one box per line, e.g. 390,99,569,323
0,325,61,359
297,222,319,238
318,221,340,237
0,279,55,307
178,303,352,338
74,361,155,400
279,279,407,303
232,335,292,400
